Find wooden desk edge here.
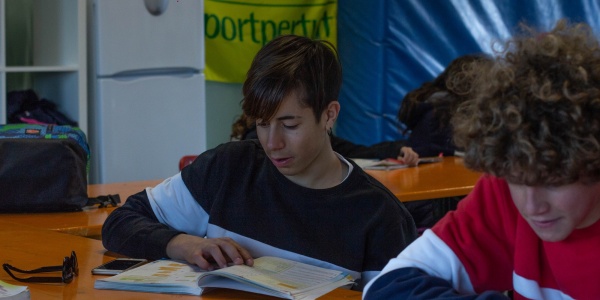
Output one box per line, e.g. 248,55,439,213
397,186,474,202
55,225,102,238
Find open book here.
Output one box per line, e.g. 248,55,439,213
94,256,354,299
352,156,443,170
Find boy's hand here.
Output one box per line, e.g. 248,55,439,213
399,147,419,166
166,234,254,270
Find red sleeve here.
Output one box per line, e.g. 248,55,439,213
432,175,517,293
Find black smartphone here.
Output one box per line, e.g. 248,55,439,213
91,258,148,275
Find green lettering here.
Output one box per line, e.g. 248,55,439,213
248,13,260,44
237,18,249,42
311,19,319,38
204,13,220,39
204,9,336,47
222,17,236,41
320,10,333,37
238,13,261,43
298,14,310,36
261,20,277,46
278,20,291,35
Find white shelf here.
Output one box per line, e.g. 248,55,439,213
3,66,80,72
0,0,87,133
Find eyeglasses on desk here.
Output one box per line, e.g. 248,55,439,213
3,250,78,284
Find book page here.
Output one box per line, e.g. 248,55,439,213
94,260,204,295
0,279,29,299
199,256,351,294
95,257,353,299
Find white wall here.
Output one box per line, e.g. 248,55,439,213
205,81,243,149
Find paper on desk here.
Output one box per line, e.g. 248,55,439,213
0,279,30,300
351,158,409,170
352,157,443,170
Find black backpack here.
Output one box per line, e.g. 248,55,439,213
0,124,119,212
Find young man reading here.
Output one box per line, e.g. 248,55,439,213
102,34,417,290
363,19,600,299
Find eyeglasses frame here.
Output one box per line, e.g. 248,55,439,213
2,251,78,284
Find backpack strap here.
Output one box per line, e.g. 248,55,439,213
86,194,121,208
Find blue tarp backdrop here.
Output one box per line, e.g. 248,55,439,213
336,0,600,146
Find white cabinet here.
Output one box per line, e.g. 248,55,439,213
0,0,87,133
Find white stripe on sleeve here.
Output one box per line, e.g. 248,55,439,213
513,272,573,300
147,173,209,237
363,229,475,295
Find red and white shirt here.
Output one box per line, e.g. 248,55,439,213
367,175,600,299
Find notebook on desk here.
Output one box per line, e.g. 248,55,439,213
352,157,443,170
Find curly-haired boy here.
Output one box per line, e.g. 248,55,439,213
364,19,600,299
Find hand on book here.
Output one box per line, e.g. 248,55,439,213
399,146,419,166
166,234,254,271
95,256,354,299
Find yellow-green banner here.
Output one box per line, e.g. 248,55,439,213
205,0,338,83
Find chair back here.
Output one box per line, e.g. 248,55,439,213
178,155,198,171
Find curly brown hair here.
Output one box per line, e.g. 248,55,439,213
452,19,600,186
230,112,253,140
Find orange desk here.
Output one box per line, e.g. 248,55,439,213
365,157,482,202
0,221,360,299
0,179,162,237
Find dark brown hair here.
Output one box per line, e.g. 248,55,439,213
398,54,490,132
241,35,342,124
452,19,600,185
